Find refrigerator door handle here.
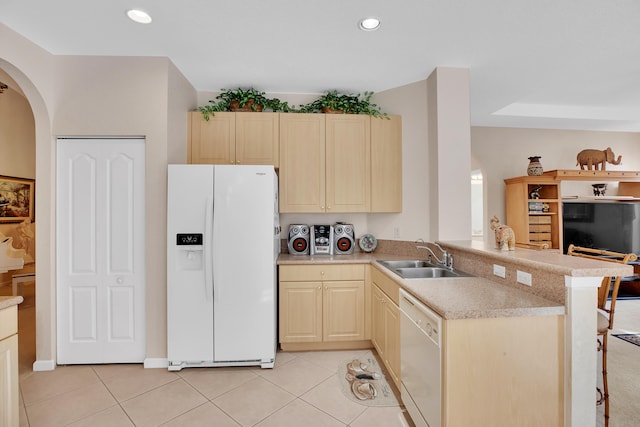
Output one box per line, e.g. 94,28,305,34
204,197,214,301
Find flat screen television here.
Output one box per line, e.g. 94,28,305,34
562,201,640,255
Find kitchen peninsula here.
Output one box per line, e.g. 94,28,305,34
278,239,630,427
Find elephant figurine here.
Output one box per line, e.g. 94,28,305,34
576,147,622,170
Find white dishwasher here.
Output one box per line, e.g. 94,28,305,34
399,289,442,427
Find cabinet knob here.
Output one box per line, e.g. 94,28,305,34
229,161,234,164
317,286,321,290
236,160,240,164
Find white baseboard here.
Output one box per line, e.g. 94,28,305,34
144,358,168,369
33,360,55,371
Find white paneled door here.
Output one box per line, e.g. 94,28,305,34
57,138,145,364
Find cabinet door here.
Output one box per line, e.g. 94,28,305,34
0,334,19,427
279,114,326,212
189,112,236,164
383,298,401,388
323,280,365,341
371,285,386,355
371,115,402,212
279,281,323,343
235,112,279,166
325,115,371,212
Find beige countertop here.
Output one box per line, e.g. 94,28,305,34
277,251,565,320
0,295,23,310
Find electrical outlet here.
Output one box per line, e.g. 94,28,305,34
517,270,532,286
493,264,506,278
393,227,400,238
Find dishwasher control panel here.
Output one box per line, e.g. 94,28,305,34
399,289,442,346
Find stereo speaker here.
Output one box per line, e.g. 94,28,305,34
333,223,355,255
287,224,310,255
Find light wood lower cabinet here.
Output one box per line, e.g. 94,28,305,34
442,315,564,426
0,305,19,427
371,267,401,389
279,264,369,351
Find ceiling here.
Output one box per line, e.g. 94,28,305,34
1,0,639,131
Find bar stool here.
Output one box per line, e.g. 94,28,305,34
567,244,637,427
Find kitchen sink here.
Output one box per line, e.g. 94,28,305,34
395,267,463,279
378,259,471,279
378,260,431,269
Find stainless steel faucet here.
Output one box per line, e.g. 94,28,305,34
416,243,453,269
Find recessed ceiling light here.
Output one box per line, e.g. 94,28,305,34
359,17,380,31
127,9,152,24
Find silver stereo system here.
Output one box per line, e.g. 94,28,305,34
311,224,334,255
333,223,355,255
287,224,310,255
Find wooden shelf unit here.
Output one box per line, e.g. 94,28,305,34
505,176,561,249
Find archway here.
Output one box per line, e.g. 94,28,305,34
0,58,56,371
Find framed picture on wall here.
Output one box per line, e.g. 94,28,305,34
0,175,34,223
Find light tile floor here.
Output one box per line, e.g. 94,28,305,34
10,282,640,427
19,350,413,427
9,284,413,426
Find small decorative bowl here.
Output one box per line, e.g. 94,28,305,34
359,234,377,253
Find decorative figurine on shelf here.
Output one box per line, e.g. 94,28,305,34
529,185,543,199
592,183,607,196
527,156,544,176
576,147,622,170
490,215,516,251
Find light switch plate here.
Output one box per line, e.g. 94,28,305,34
517,270,532,286
493,264,506,278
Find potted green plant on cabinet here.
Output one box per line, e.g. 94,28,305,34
199,88,292,120
297,90,387,117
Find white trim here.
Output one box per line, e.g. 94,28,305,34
33,360,55,371
144,358,168,369
564,275,602,288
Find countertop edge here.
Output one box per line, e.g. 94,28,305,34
438,240,633,277
0,295,23,310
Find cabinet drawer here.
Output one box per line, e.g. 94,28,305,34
371,266,400,305
0,305,18,340
529,224,551,233
279,264,365,282
530,232,552,241
529,215,552,224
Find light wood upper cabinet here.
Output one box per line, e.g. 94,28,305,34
235,112,279,166
371,115,402,212
279,114,326,212
189,112,235,164
281,113,371,213
325,115,371,212
188,111,279,166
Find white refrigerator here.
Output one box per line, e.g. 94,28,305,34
167,164,280,371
